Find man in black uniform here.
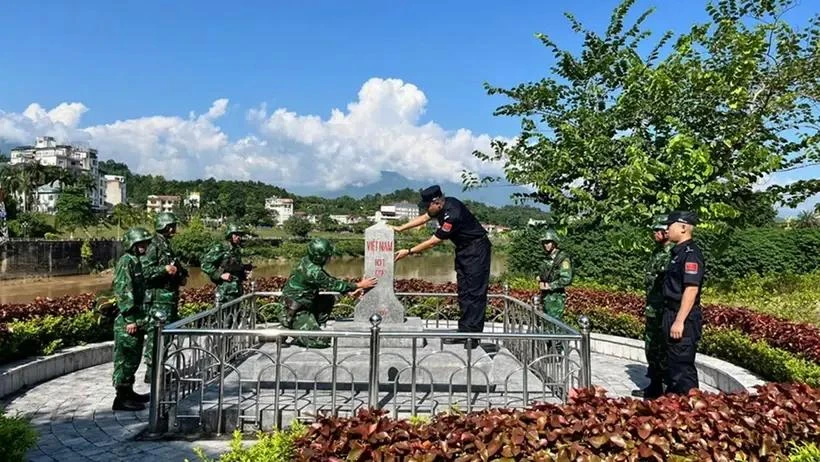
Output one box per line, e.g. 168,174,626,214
394,185,491,350
662,211,705,395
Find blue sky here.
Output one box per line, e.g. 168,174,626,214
0,0,816,213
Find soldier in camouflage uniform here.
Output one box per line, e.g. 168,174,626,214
537,230,574,321
634,215,674,399
201,223,253,305
280,238,377,348
141,212,188,383
111,227,153,411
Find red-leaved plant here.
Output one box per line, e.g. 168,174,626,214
294,383,819,461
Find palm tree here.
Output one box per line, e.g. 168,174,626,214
795,210,820,228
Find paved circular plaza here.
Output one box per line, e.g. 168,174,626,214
4,353,716,462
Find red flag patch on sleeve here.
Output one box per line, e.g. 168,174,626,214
441,222,453,232
685,262,699,274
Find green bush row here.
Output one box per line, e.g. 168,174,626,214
0,409,38,462
508,225,820,289
568,306,820,387
0,311,112,364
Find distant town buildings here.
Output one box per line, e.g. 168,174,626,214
329,214,365,225
104,175,127,208
10,136,104,213
265,196,294,225
146,195,181,214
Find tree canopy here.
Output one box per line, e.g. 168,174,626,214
466,0,819,228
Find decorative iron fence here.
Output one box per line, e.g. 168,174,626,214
146,283,592,437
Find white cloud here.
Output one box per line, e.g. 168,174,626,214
0,78,506,191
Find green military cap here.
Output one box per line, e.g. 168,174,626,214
154,212,179,231
123,227,152,250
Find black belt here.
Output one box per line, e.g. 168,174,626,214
541,288,566,295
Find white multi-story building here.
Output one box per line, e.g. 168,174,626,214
264,196,294,225
10,136,104,213
375,201,420,221
184,191,201,209
104,175,127,208
146,195,181,214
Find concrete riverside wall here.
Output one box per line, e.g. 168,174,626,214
0,239,124,280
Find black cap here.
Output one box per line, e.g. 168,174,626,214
665,211,699,226
418,185,443,209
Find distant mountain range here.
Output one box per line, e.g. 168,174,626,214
287,170,539,208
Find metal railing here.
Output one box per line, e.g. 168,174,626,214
146,283,592,437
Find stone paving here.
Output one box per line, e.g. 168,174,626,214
4,354,716,462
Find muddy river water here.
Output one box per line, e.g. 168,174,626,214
0,254,508,304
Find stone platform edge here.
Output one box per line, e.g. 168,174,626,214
0,341,114,399
590,333,766,393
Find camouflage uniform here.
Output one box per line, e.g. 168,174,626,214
640,215,674,398
201,224,252,305
280,238,358,348
111,227,153,411
538,230,574,321
141,212,188,382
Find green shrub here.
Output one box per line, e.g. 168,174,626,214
7,213,57,238
174,218,219,265
699,328,820,387
0,408,38,462
507,225,820,290
702,272,820,325
190,420,307,462
179,302,211,319
0,312,111,363
789,442,820,462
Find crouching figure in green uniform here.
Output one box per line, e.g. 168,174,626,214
111,227,153,411
141,212,188,383
280,238,377,348
537,230,574,321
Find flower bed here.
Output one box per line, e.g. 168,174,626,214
291,383,820,461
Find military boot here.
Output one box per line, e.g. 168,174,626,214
129,385,151,403
112,386,145,411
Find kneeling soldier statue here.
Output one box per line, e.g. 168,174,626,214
279,238,377,348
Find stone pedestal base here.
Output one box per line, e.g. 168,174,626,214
325,317,426,348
